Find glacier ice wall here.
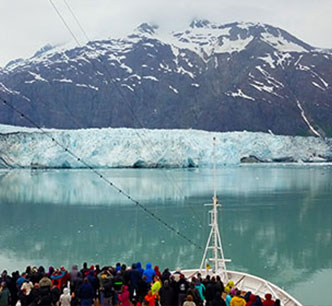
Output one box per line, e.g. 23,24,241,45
0,125,331,168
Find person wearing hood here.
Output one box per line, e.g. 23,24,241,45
158,280,175,306
246,294,256,306
224,286,232,306
70,266,82,290
39,274,52,289
143,263,155,284
78,278,94,306
47,267,54,279
251,296,263,306
136,263,144,277
59,288,71,306
144,290,156,306
118,285,130,306
87,270,98,296
229,290,245,306
154,266,161,278
262,294,275,306
161,269,171,284
129,263,141,302
224,280,234,298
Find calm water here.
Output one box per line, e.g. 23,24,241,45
0,165,331,306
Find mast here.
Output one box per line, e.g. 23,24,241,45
200,137,229,281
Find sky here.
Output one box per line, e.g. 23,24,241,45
0,0,331,67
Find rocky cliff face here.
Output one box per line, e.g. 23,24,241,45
0,20,331,136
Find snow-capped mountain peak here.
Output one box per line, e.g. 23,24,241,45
0,20,331,137
33,44,54,58
189,18,212,29
135,22,159,35
170,21,313,55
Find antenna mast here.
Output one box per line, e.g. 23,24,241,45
200,137,229,281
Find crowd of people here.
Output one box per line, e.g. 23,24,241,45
0,262,281,306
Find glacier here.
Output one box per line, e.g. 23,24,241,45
0,124,331,168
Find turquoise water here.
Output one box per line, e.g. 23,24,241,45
0,165,331,306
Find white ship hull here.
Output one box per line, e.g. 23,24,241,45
180,269,303,306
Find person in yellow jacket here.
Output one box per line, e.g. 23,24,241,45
151,275,162,303
230,290,246,306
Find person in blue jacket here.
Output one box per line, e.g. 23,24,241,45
78,278,94,306
142,263,155,283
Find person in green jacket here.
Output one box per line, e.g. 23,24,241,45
0,282,11,306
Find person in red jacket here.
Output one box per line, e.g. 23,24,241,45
144,290,156,306
246,294,256,306
262,293,275,306
118,285,130,306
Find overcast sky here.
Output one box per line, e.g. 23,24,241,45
0,0,331,67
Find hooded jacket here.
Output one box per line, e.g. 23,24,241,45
159,281,175,306
118,286,130,306
59,288,71,306
136,262,144,276
229,296,246,306
78,282,94,300
143,263,156,283
262,294,275,306
247,294,257,306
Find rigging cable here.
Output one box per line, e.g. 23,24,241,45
48,0,82,46
63,0,90,43
0,95,203,251
48,0,205,228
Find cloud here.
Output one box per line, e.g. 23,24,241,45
0,0,331,67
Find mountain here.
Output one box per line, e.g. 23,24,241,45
0,20,331,136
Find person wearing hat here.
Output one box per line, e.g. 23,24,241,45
263,293,275,306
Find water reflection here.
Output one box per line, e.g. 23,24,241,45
0,165,331,305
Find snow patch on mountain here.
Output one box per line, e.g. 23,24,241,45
215,36,254,54
258,54,276,69
169,85,179,94
226,89,255,101
261,32,308,53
